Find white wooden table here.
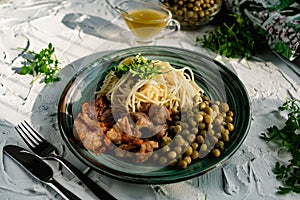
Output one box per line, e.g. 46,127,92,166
0,0,299,199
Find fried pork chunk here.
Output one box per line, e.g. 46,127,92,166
73,96,171,162
73,113,109,155
73,96,111,155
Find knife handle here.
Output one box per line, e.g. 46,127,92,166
53,156,117,200
48,177,81,200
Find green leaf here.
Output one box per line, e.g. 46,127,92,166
196,14,256,60
261,98,300,195
18,43,60,84
277,186,292,194
20,66,32,75
113,54,168,80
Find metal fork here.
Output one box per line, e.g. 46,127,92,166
15,121,117,200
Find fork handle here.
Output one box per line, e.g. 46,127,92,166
53,156,117,200
48,177,82,200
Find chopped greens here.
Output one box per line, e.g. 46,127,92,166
196,14,256,60
113,54,166,79
19,43,60,84
260,98,300,194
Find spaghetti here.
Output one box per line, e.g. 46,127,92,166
97,55,203,112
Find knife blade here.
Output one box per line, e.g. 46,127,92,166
4,145,81,200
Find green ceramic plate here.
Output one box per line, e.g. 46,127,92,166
58,46,251,184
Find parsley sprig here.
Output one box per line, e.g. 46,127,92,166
113,54,166,79
19,43,60,84
260,98,300,194
196,14,256,60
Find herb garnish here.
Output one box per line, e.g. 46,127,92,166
19,43,60,84
260,98,300,194
113,54,166,79
196,14,256,60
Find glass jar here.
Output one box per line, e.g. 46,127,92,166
159,0,223,29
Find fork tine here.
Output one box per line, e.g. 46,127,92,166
16,121,57,156
23,121,44,142
16,121,43,147
15,125,37,150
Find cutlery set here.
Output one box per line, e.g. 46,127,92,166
4,121,117,200
4,145,81,200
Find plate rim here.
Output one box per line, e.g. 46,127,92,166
57,45,251,184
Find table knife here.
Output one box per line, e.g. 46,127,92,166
4,145,81,200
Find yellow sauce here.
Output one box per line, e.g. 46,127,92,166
121,8,169,41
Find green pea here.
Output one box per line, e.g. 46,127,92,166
227,111,234,117
207,129,214,136
195,113,204,122
198,122,206,130
191,127,198,134
185,146,193,156
182,129,190,136
202,96,210,101
220,103,229,113
174,146,182,154
184,156,192,164
175,135,185,146
182,122,189,129
191,151,199,159
174,125,182,133
193,94,201,103
163,145,170,152
189,119,197,127
199,102,206,110
160,156,168,165
197,135,204,144
178,160,188,168
227,123,234,131
191,142,199,150
168,151,177,160
187,134,196,143
200,143,207,151
152,153,159,161
215,140,224,151
225,116,233,123
212,148,220,157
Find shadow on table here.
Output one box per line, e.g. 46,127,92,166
62,13,132,45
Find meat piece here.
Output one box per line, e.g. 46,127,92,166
111,107,128,120
114,139,158,162
130,112,152,127
114,144,135,158
73,113,103,138
106,126,122,145
115,116,134,136
106,118,137,145
73,113,106,154
94,96,109,116
149,123,168,138
148,105,171,125
139,123,168,139
81,102,97,120
81,96,109,120
81,132,105,155
121,132,136,142
100,109,115,127
136,140,159,162
100,107,129,127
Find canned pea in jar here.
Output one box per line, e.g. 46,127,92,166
160,0,222,29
